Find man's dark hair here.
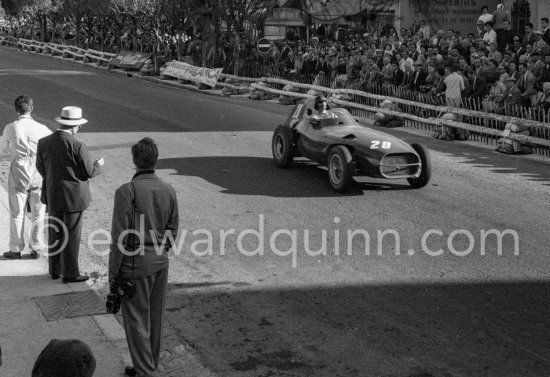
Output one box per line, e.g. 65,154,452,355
132,137,158,169
32,339,96,377
527,22,534,29
14,95,33,114
542,17,549,24
485,21,493,27
481,5,488,11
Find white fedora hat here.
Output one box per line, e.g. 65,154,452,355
55,106,88,126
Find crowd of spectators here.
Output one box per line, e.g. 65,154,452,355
3,4,550,114
252,6,550,115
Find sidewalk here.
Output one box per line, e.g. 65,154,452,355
0,184,129,376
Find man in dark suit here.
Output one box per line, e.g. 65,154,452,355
470,70,488,100
409,61,427,91
523,23,536,47
36,107,104,283
541,17,550,46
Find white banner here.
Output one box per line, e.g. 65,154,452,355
163,61,223,87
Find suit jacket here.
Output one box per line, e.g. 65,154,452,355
400,71,414,87
523,32,535,46
501,86,522,106
36,130,101,212
109,171,179,283
393,68,404,86
518,71,537,97
470,75,487,98
409,70,427,91
532,60,546,80
544,29,550,47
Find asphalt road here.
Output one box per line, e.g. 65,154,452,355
1,46,549,377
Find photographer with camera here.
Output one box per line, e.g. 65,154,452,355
108,138,179,377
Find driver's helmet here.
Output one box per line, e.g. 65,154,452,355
314,95,328,110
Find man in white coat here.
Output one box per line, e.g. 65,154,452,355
1,96,51,259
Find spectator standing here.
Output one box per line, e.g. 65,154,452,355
478,6,494,25
470,70,487,99
531,50,546,80
109,138,178,377
419,20,431,40
444,64,465,107
542,54,550,83
483,22,498,46
500,76,522,110
483,78,507,112
498,20,515,50
523,23,536,46
533,31,550,56
420,63,440,93
492,4,510,32
36,106,103,282
517,62,537,107
520,44,533,63
541,17,550,46
0,96,51,260
400,62,414,88
497,64,510,82
410,60,427,91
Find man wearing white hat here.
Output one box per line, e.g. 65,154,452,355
36,106,104,283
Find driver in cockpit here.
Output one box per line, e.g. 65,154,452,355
311,95,336,118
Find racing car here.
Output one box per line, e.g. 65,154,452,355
271,97,432,193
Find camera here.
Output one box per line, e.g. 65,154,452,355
106,279,136,314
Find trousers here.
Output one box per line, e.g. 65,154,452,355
8,184,45,253
122,266,168,377
47,210,83,278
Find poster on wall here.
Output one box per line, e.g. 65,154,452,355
405,0,501,35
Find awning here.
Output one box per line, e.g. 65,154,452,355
304,0,371,23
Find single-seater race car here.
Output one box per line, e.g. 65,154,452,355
271,97,432,193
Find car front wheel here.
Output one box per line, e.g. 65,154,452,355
272,126,295,168
327,145,353,192
407,143,432,188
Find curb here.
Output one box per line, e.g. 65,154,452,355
0,178,216,376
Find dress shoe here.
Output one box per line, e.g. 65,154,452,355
50,273,61,280
27,250,40,259
3,251,21,259
125,366,137,376
62,275,89,284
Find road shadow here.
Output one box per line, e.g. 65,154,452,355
165,280,550,377
156,156,418,197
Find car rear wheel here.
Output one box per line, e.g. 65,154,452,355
272,126,295,168
328,145,353,192
407,143,432,189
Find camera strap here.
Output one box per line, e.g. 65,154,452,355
129,181,138,281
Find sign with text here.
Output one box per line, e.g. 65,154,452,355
109,50,152,69
163,61,223,87
404,0,500,35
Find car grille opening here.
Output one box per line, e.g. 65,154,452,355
380,153,419,177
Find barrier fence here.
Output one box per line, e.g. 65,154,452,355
2,35,550,157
